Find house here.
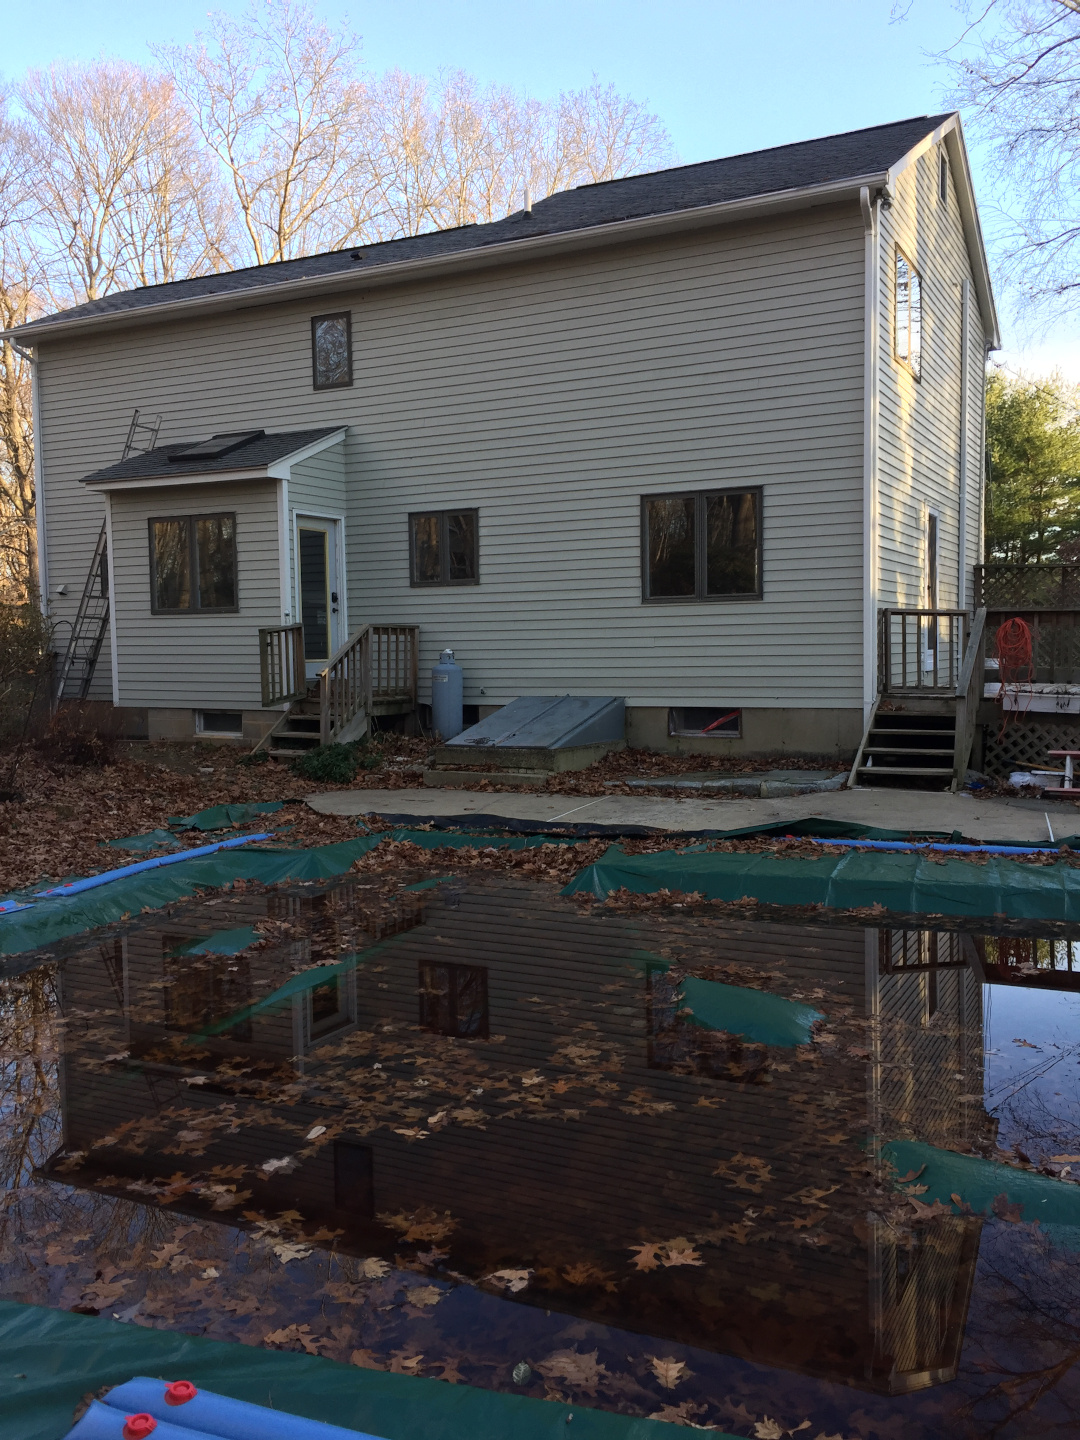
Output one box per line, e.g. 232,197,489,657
6,112,999,768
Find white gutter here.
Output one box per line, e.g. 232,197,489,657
4,174,888,345
861,185,881,716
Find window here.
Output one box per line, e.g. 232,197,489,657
418,962,489,1038
197,711,243,736
895,250,922,379
646,966,768,1084
409,510,479,586
938,151,949,205
308,973,355,1038
668,707,741,738
149,513,237,613
642,489,761,601
311,312,352,389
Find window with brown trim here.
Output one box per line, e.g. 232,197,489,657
641,488,761,601
409,510,478,586
895,249,923,379
149,513,237,613
311,311,352,389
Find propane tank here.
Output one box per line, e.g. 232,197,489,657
431,648,464,740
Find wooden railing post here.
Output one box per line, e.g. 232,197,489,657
952,607,986,791
259,624,305,707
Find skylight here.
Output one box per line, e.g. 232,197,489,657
168,430,265,462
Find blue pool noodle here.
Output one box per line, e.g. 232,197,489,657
98,1378,387,1440
65,1399,221,1440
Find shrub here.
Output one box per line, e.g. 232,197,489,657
0,602,54,797
36,703,119,768
289,742,362,785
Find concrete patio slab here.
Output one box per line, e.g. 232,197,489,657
306,784,1080,844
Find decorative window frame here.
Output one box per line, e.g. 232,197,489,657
310,311,353,390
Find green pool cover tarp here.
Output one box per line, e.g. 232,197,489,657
561,843,1080,921
168,927,262,957
168,801,286,831
0,838,382,959
884,1138,1080,1248
679,975,823,1047
0,1302,730,1440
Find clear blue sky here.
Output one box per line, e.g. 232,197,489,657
3,0,1075,374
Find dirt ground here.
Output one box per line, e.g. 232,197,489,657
0,739,847,892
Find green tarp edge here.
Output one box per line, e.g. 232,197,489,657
679,974,823,1047
561,844,1080,921
0,1301,731,1440
168,802,286,831
0,838,382,958
884,1138,1080,1251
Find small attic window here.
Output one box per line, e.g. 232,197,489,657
312,312,353,390
939,152,949,205
169,430,264,462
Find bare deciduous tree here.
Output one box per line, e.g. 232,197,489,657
19,59,232,305
943,0,1080,313
156,0,383,265
0,101,39,602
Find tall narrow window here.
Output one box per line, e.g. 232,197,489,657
938,152,949,205
311,312,352,389
642,489,761,601
895,250,922,379
409,510,478,585
149,514,237,613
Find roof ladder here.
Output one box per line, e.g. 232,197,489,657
55,520,110,707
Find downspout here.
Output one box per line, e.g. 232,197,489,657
860,185,881,717
9,339,47,608
958,278,971,608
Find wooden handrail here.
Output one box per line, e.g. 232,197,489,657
318,623,419,744
952,607,986,792
880,608,969,694
259,624,305,707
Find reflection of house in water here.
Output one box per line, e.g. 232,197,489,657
53,881,998,1397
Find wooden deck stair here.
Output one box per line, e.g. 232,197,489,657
255,623,418,758
849,607,987,792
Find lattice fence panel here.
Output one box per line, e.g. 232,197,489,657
982,716,1080,777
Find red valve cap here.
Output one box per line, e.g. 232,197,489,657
123,1417,157,1440
165,1381,198,1406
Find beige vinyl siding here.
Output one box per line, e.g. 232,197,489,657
875,145,987,613
286,443,346,628
107,479,281,707
36,204,867,711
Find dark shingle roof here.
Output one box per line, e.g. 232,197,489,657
26,115,951,334
81,427,343,485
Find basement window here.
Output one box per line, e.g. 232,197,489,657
196,710,243,736
668,707,741,738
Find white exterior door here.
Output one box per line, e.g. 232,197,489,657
296,517,341,680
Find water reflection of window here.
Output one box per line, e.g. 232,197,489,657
161,940,253,1042
646,966,768,1083
334,1140,374,1219
976,935,1080,980
418,963,489,1038
309,974,354,1038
